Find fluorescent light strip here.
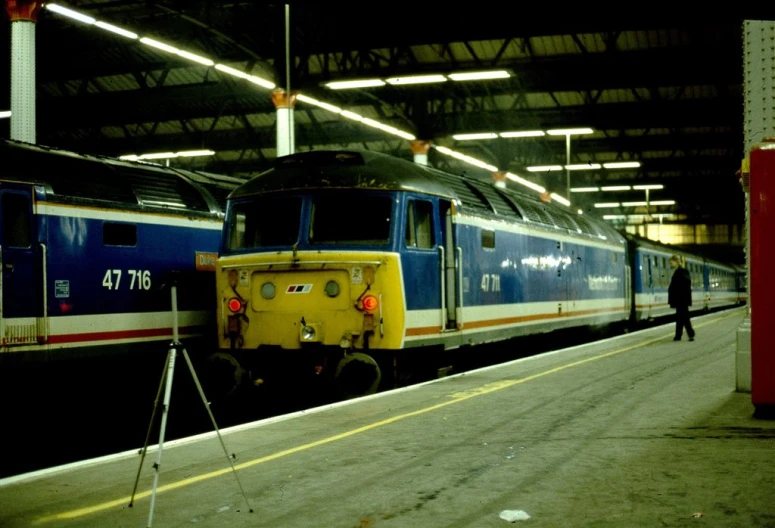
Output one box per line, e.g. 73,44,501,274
435,147,498,174
448,71,510,81
325,79,386,90
176,49,214,67
385,75,446,85
550,193,571,206
453,133,498,140
600,186,631,191
340,110,364,122
603,162,641,169
500,131,545,138
565,164,602,170
505,172,546,194
648,200,676,206
570,187,600,192
94,21,137,39
0,110,10,119
621,201,648,207
46,3,96,24
633,184,664,190
594,203,620,208
296,94,342,113
139,37,179,54
546,128,594,135
119,150,215,161
604,214,676,221
527,165,563,172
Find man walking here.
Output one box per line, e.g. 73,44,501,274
668,254,695,341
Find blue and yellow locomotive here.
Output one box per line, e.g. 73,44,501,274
215,150,640,397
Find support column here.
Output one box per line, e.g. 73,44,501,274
738,20,775,396
6,0,42,144
410,140,431,166
271,88,296,157
492,170,507,189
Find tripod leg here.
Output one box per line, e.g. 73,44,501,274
146,344,179,527
181,348,254,514
129,348,172,507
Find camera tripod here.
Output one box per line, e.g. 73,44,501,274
128,273,253,527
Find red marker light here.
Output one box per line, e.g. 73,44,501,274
227,298,242,312
362,295,379,312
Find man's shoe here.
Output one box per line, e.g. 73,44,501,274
673,337,681,341
689,336,695,341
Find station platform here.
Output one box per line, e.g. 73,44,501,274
2,306,772,527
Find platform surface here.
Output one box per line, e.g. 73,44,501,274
2,307,773,527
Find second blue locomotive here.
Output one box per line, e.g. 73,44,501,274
214,149,744,398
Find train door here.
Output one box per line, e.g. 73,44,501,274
441,201,460,331
0,183,44,346
645,253,654,319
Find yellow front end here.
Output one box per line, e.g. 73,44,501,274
216,252,405,352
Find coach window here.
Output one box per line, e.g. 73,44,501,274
2,193,31,248
481,229,495,249
103,223,137,246
405,200,434,249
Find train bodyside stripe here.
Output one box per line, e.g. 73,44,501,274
1,310,211,352
404,298,628,337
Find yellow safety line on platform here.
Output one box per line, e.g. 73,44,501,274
34,309,743,524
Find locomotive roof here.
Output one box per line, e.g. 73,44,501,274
1,139,243,215
230,149,625,243
229,149,458,200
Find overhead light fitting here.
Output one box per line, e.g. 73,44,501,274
453,133,499,140
546,128,594,136
603,214,676,221
46,3,96,24
527,165,564,172
448,71,511,81
633,184,664,190
505,172,546,194
550,193,571,206
603,161,641,169
566,163,602,170
324,70,511,89
499,130,545,138
570,187,600,193
595,200,675,208
94,21,137,39
386,75,447,85
601,186,632,191
325,79,386,90
119,150,215,161
0,110,10,119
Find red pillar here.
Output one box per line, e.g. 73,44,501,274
750,138,775,413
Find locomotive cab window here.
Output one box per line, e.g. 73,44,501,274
228,196,302,249
405,200,434,249
2,193,32,248
103,222,137,246
310,193,391,245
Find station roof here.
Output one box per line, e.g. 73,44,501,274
1,2,770,242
